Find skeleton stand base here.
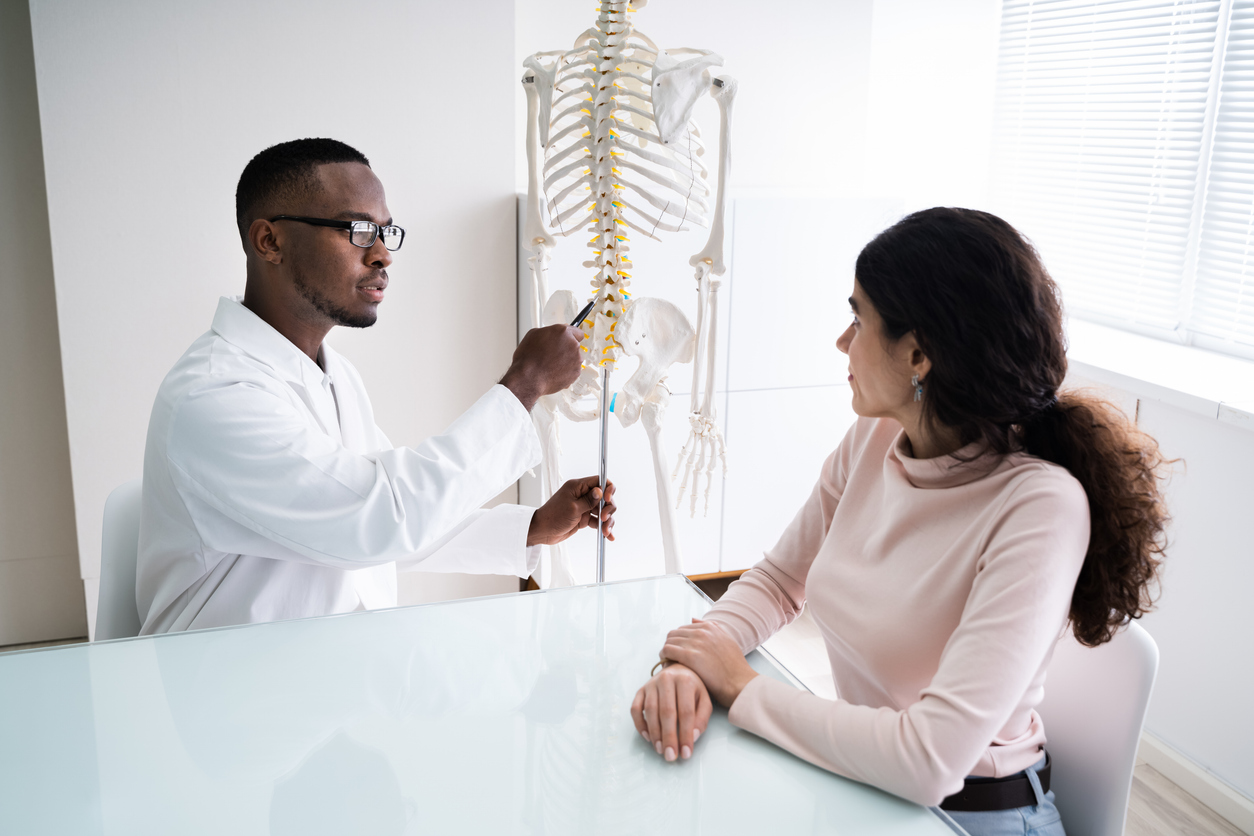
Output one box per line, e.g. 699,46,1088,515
597,367,609,583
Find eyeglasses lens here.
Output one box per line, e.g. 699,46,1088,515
349,222,378,248
381,226,404,251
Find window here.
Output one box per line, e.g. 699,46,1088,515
992,0,1254,361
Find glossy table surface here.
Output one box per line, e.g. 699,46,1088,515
0,575,963,835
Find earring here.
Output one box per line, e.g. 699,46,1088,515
912,374,923,402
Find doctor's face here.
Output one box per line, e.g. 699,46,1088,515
282,162,394,329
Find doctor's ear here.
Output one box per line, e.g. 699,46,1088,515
248,219,283,265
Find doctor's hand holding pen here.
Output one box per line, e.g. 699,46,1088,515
499,324,586,413
528,475,616,546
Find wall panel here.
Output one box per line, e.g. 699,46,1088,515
0,0,85,644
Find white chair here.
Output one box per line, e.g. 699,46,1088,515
95,478,144,641
1036,621,1159,836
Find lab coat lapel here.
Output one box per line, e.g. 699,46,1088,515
211,297,344,442
297,361,344,445
321,347,370,453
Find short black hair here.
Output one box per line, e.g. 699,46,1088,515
235,138,370,243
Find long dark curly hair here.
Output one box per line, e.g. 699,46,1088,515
855,207,1169,647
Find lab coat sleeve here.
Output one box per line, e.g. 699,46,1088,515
397,504,543,578
165,380,541,571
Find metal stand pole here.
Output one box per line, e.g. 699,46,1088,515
597,366,610,583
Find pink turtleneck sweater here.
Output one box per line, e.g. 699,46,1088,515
706,416,1090,807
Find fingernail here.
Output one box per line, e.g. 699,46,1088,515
693,728,701,743
641,731,650,743
681,745,691,760
665,747,676,762
655,741,662,755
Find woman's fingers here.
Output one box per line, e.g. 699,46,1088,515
630,686,648,741
661,639,697,670
630,666,716,762
676,676,697,760
658,671,680,762
667,621,717,643
643,681,662,754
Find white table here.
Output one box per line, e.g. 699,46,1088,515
0,575,964,835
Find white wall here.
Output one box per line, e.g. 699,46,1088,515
27,0,522,631
865,0,1002,212
0,0,86,645
1134,402,1254,801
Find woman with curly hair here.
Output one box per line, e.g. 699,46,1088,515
630,208,1169,836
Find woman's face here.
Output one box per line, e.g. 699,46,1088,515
836,280,920,419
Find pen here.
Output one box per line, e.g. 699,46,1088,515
570,297,598,328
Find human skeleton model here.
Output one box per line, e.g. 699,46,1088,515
522,0,735,582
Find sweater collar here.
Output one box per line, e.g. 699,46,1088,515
888,428,1000,489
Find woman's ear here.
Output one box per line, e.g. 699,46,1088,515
899,332,932,382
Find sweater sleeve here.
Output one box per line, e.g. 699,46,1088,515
703,419,864,652
725,469,1090,807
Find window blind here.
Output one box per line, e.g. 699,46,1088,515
1192,0,1254,353
991,0,1221,333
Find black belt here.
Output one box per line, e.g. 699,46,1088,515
939,752,1051,813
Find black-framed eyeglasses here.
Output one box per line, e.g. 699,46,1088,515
269,215,406,251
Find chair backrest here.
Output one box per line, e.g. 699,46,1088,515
95,478,144,641
1036,621,1159,836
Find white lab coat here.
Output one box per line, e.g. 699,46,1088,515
136,297,542,634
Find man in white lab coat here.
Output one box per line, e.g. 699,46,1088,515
136,138,614,634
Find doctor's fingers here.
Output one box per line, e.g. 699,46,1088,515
581,493,616,524
564,475,614,505
583,512,616,541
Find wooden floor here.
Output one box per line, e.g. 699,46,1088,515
3,627,1248,836
1128,761,1246,836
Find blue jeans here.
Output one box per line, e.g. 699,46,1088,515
943,755,1066,836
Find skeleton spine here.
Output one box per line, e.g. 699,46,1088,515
584,0,636,372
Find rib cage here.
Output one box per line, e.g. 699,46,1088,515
542,41,710,241
529,0,713,374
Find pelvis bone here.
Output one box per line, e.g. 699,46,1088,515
614,297,695,428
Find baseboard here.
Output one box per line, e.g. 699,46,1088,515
1139,731,1254,835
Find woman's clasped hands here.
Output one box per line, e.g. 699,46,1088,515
630,618,759,763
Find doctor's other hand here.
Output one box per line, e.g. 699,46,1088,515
631,663,712,762
500,324,585,411
527,475,616,546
